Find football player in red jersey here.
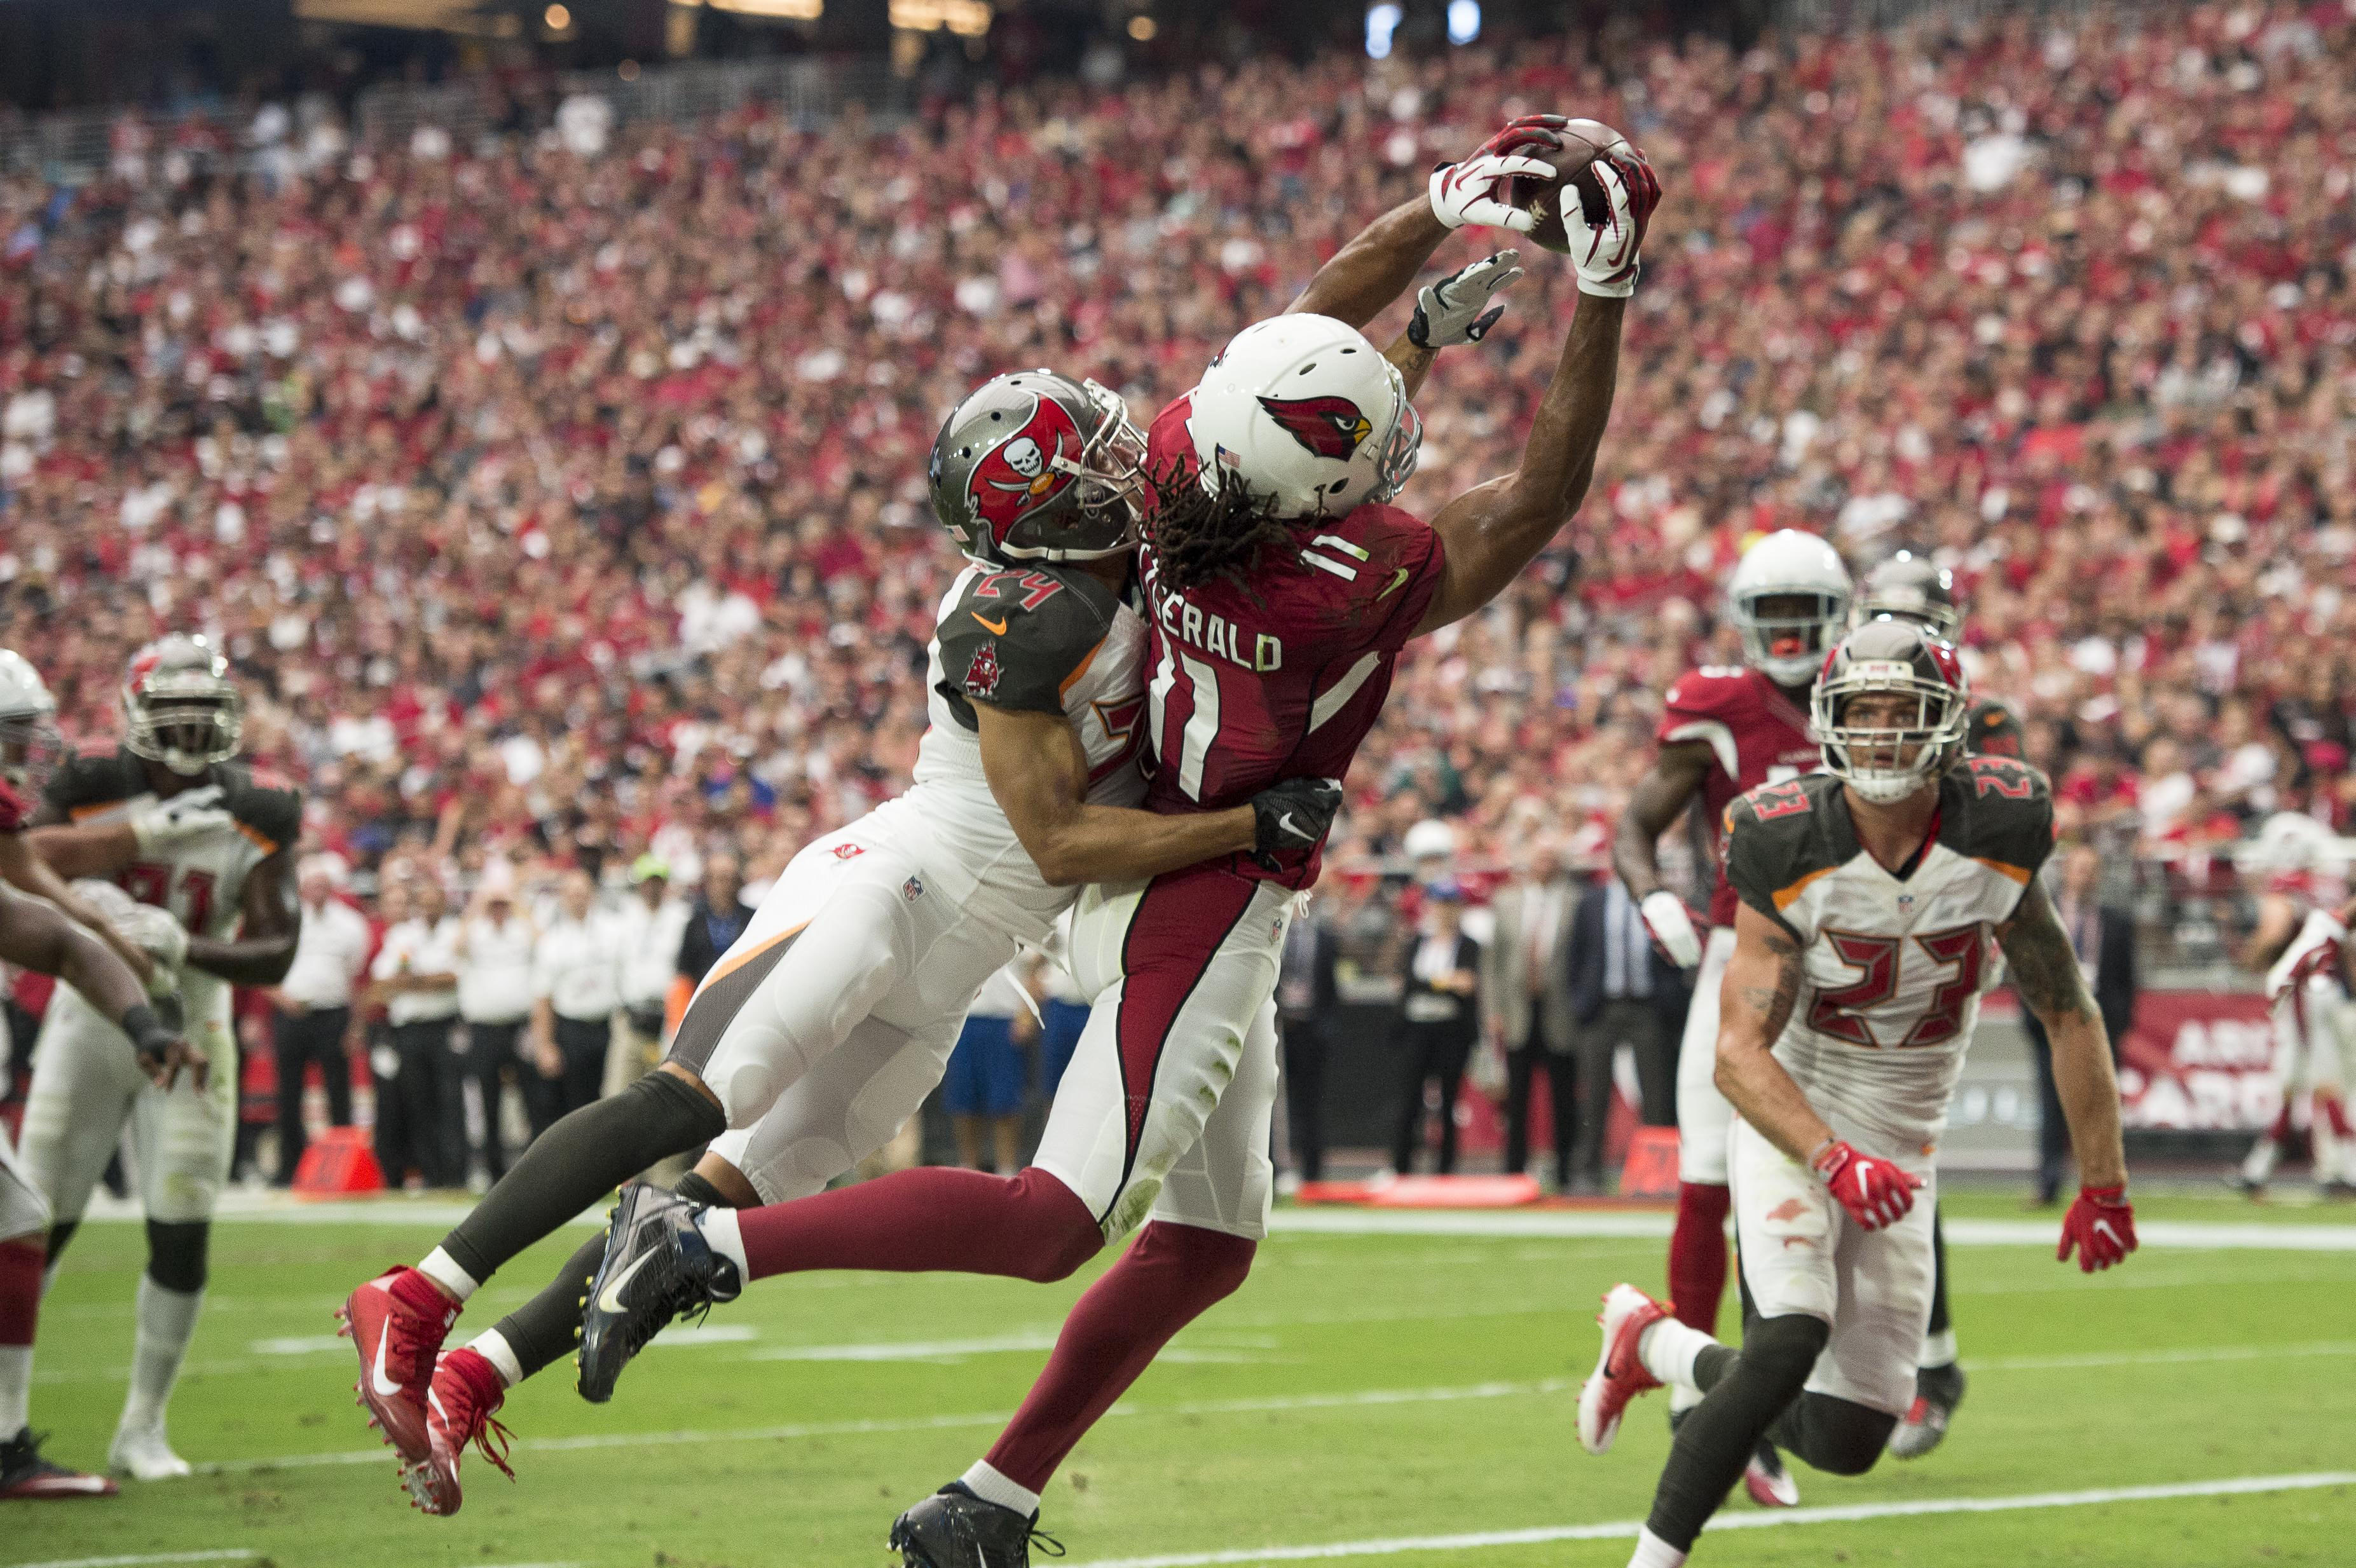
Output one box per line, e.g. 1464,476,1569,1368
0,649,202,1500
569,118,1660,1566
1611,528,1851,1508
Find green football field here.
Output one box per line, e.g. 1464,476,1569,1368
13,1188,2355,1568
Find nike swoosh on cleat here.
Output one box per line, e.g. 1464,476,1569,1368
372,1330,404,1399
597,1249,660,1315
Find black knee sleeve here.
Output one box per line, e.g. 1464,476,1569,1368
1772,1390,1896,1476
145,1219,209,1293
442,1070,725,1285
1645,1314,1828,1551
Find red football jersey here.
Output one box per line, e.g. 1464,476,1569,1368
1655,664,1819,926
1139,393,1446,885
0,777,29,835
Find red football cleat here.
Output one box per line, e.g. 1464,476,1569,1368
1577,1283,1669,1456
338,1267,459,1465
402,1347,514,1517
1743,1439,1800,1506
0,1428,118,1499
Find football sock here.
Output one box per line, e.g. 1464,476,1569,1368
1919,1327,1959,1370
469,1328,525,1389
488,1170,740,1385
982,1220,1256,1492
736,1166,1100,1284
119,1276,201,1435
2242,1133,2282,1184
1768,1389,1897,1475
1627,1526,1688,1568
418,1248,479,1303
959,1460,1043,1519
2314,1094,2350,1180
698,1207,750,1280
1645,1313,1825,1551
434,1072,724,1290
1636,1316,1720,1393
1666,1182,1729,1335
0,1237,39,1438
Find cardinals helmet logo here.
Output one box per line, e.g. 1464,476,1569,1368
966,395,1085,546
1256,394,1372,460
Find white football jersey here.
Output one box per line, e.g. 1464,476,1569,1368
1725,757,2053,1147
904,559,1148,942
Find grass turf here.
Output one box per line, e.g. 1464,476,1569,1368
11,1189,2353,1568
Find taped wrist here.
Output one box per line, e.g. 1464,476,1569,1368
120,1002,175,1059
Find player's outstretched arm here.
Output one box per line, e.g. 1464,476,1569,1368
976,705,1255,885
1710,901,1830,1163
0,880,203,1089
181,847,301,987
0,828,157,985
1999,879,2127,1191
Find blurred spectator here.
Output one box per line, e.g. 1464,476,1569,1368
268,852,372,1185
455,864,537,1178
1485,842,1579,1190
1567,876,1683,1186
370,878,463,1189
2022,843,2137,1207
676,855,752,988
1275,897,1340,1185
943,962,1032,1173
608,855,690,1098
530,869,623,1126
1390,882,1483,1177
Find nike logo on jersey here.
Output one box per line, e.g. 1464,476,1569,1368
597,1250,658,1315
971,613,1008,636
1378,566,1409,599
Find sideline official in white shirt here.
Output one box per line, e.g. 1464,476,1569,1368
369,878,464,1188
531,870,623,1122
455,866,538,1170
270,854,374,1185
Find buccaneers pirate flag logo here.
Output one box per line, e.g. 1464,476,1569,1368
1256,394,1372,460
967,395,1085,548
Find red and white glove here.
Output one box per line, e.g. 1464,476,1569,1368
1570,150,1662,299
2057,1185,2137,1272
1639,890,1703,969
1427,114,1568,233
1811,1140,1923,1232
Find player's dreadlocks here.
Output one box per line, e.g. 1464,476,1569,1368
1144,456,1304,596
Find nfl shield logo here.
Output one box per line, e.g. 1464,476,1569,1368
1897,894,1915,913
902,875,925,902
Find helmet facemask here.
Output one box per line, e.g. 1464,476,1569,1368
124,638,245,777
1041,378,1147,557
0,711,62,795
1737,588,1851,687
1814,670,1966,805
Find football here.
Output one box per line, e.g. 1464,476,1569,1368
1509,116,1633,255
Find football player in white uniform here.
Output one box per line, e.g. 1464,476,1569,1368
2232,815,2356,1197
18,635,300,1480
0,649,203,1500
1575,619,2136,1568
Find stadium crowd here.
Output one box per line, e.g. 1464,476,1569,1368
1,0,2353,925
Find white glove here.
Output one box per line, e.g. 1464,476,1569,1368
129,785,232,854
1640,890,1703,969
1407,250,1525,349
69,877,190,981
1570,154,1659,299
1428,152,1556,233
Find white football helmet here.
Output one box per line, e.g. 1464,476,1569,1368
1184,314,1421,519
123,634,243,777
1729,530,1853,687
0,648,62,794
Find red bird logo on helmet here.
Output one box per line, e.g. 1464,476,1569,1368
1256,395,1372,461
966,396,1084,545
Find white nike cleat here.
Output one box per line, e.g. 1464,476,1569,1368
1742,1439,1800,1507
107,1424,191,1482
1577,1283,1669,1456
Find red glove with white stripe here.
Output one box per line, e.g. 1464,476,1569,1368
1811,1140,1923,1232
2057,1185,2137,1272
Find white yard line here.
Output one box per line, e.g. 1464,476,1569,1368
1068,1471,2356,1568
9,1552,261,1568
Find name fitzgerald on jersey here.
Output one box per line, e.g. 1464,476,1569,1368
1142,563,1284,672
